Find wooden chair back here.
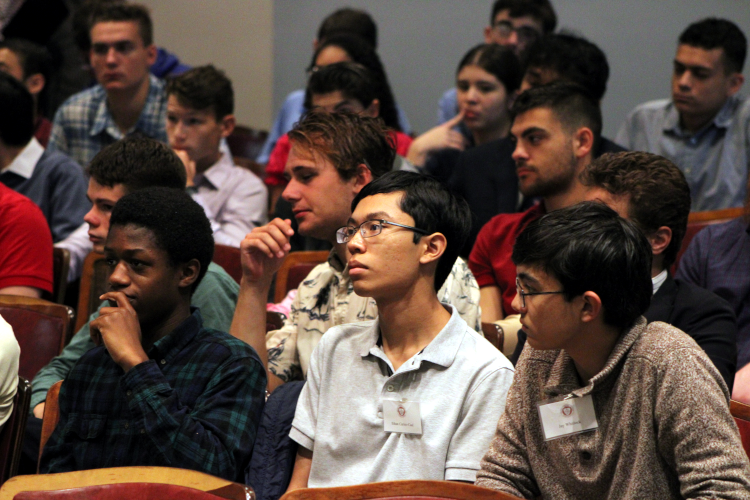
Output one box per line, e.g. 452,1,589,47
75,252,109,332
234,156,266,181
266,311,285,332
0,377,30,484
279,480,524,500
481,323,504,353
0,297,74,381
0,467,253,500
37,381,63,472
12,482,250,500
730,399,750,458
46,249,70,305
274,251,329,304
226,125,268,162
673,207,746,273
213,245,243,285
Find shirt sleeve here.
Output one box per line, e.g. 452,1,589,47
46,154,91,242
438,88,458,124
191,264,239,333
654,346,750,498
614,108,636,150
439,258,482,331
445,363,514,482
475,351,541,498
288,332,325,451
120,352,266,482
264,134,292,187
266,291,303,383
210,170,268,247
468,222,500,290
0,315,20,428
30,310,99,410
55,223,93,283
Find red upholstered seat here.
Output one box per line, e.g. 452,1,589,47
13,482,248,500
213,244,243,285
731,399,750,458
274,251,329,304
279,480,524,500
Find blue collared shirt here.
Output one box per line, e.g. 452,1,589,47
48,74,168,167
616,95,750,211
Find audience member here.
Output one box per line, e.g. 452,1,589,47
677,178,750,402
476,201,750,498
40,188,265,480
230,110,480,392
509,151,738,387
408,44,521,178
521,32,625,155
0,314,20,431
0,72,88,242
469,83,597,327
0,183,53,298
286,171,514,489
27,137,241,472
49,2,167,166
617,18,749,210
257,8,411,164
0,38,53,146
166,65,267,247
437,0,556,126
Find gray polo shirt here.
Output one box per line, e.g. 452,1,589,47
290,305,514,486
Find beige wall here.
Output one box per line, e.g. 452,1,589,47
140,0,273,129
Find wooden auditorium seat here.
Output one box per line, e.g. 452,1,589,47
279,480,524,500
0,377,30,484
274,251,329,304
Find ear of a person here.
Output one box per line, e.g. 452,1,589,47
649,226,672,256
178,259,201,289
419,232,447,264
579,290,603,324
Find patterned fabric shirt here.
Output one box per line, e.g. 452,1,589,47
48,74,168,166
266,250,482,382
40,309,266,482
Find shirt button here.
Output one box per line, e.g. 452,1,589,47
377,411,383,418
581,451,592,460
386,384,395,392
124,422,129,429
160,359,166,365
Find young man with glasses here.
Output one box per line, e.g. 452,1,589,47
476,201,750,499
230,110,480,392
48,3,166,167
437,0,556,125
285,171,513,489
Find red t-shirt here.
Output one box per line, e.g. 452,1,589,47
264,131,414,187
0,184,53,293
468,203,545,316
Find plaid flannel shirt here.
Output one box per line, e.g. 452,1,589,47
40,309,266,482
48,74,168,166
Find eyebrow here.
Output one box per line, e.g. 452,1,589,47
517,271,541,288
673,59,712,72
347,211,391,225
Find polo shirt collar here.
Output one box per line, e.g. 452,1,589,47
1,138,44,178
360,304,465,369
543,316,647,399
148,307,203,363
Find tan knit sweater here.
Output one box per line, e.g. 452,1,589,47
476,317,750,499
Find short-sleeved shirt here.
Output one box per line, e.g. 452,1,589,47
48,74,168,167
0,314,20,428
189,153,268,247
469,203,545,315
615,96,750,211
40,309,266,482
0,183,53,293
290,305,514,486
266,250,482,382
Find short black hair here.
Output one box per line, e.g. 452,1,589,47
512,82,602,149
525,32,610,101
310,34,400,132
679,18,747,73
317,8,377,48
512,201,653,330
304,61,376,110
87,135,187,192
167,65,233,119
0,72,34,146
581,151,691,269
0,38,53,81
490,0,557,34
458,43,522,94
351,171,470,292
90,2,153,46
110,187,213,292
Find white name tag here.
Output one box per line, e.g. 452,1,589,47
538,395,598,441
383,400,422,434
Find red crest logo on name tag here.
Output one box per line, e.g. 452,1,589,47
397,405,406,417
561,405,573,417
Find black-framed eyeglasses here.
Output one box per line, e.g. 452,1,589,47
492,21,540,45
515,277,565,309
336,219,429,244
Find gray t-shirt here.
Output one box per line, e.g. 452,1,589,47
290,305,514,486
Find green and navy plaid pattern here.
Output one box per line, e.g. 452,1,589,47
40,309,266,482
48,74,168,167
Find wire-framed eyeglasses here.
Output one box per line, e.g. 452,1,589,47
515,277,566,309
336,219,429,244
